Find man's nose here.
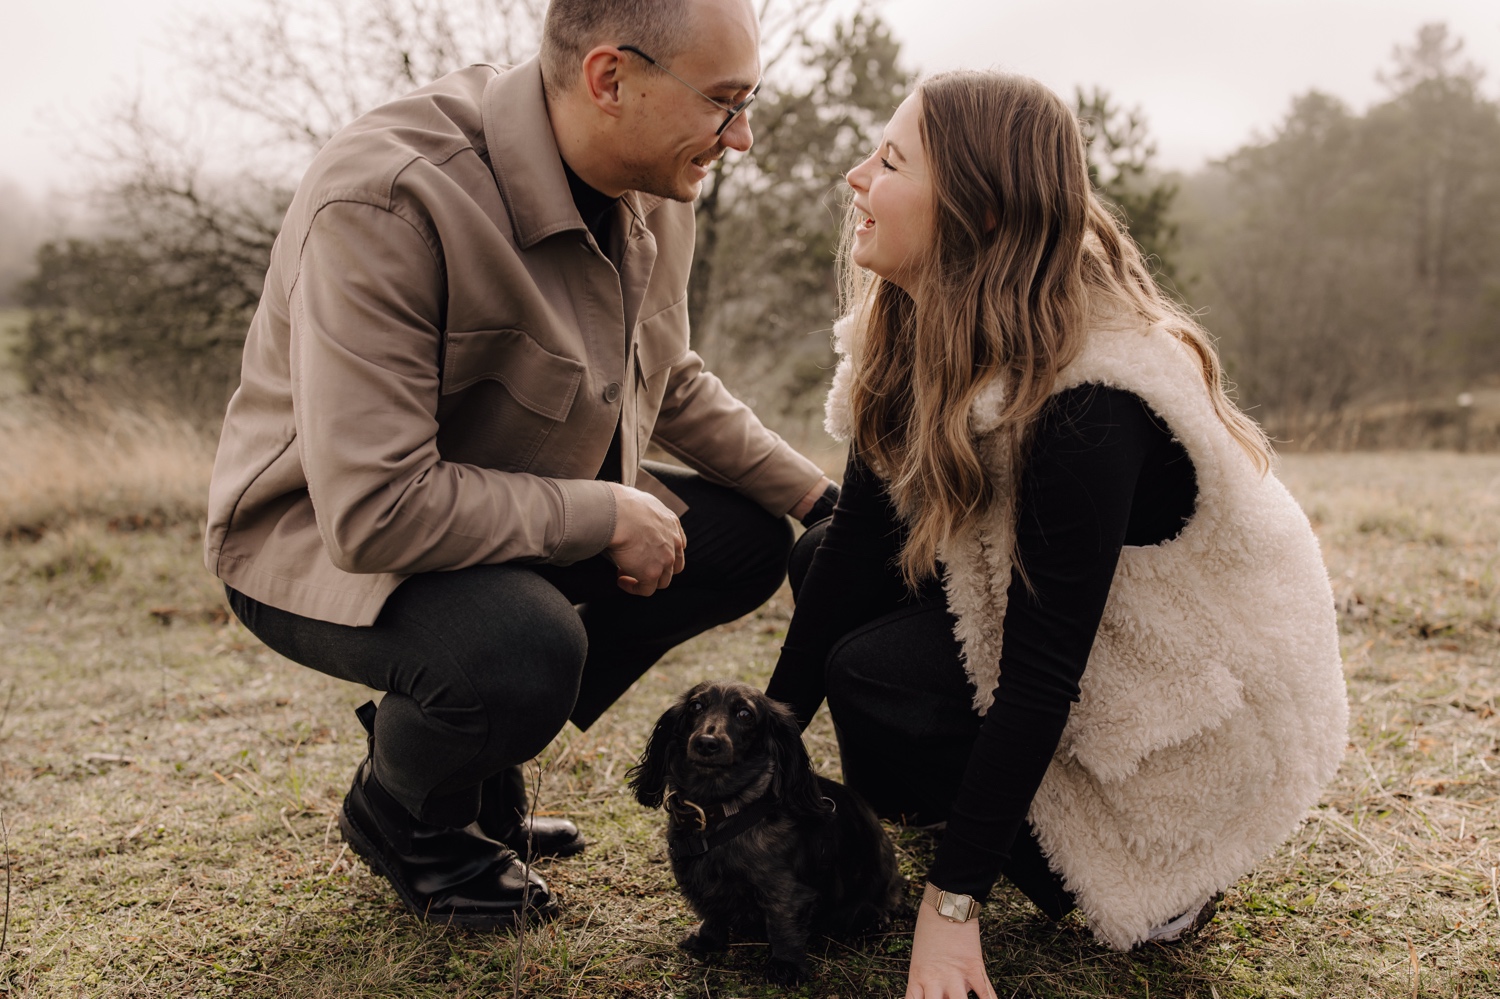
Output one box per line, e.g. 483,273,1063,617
720,110,753,153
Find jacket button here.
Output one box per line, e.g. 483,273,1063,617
604,382,621,403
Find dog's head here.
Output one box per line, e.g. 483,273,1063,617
627,681,824,816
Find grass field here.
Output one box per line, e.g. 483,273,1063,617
0,411,1498,997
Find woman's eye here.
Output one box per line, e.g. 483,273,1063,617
879,157,895,171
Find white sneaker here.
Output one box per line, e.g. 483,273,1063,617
1144,892,1220,943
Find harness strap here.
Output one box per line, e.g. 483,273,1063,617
667,795,779,859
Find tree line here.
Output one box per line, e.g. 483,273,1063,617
10,5,1498,448
1176,23,1500,442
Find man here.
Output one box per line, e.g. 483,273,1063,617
204,0,835,928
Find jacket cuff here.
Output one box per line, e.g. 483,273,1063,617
549,479,617,564
738,440,828,517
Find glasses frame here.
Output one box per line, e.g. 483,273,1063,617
618,44,761,137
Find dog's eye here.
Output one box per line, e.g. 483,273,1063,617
735,707,753,721
688,701,704,713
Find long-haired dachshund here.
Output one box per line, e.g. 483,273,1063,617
628,680,903,985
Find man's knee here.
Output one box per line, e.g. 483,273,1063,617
470,577,587,758
392,566,588,759
734,507,794,603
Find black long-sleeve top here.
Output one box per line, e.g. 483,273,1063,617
765,385,1198,901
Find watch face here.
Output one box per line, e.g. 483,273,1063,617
938,892,974,921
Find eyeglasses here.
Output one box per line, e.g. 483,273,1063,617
618,44,761,137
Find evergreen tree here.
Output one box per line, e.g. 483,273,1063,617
1074,86,1179,283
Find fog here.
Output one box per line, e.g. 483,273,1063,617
4,0,1498,195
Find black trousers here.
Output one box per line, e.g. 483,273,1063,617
788,522,1074,920
228,462,792,827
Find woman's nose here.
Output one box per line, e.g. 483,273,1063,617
846,161,866,192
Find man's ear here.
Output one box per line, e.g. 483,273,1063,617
579,45,627,120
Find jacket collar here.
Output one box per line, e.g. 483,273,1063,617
481,58,667,249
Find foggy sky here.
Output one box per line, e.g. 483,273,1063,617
3,0,1498,199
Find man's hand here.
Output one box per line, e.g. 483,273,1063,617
790,476,836,524
904,901,997,999
606,483,687,596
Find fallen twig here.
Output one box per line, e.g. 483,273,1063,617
324,843,347,879
1,803,11,958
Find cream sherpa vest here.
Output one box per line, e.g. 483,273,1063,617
825,313,1348,950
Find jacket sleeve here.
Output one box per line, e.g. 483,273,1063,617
289,199,616,575
646,349,825,517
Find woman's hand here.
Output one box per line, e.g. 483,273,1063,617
905,902,997,999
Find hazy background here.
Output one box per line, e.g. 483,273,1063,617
2,0,1499,449
5,0,1500,192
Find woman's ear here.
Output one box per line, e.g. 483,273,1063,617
767,700,826,817
627,701,682,808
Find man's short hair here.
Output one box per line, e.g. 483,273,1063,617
541,0,692,96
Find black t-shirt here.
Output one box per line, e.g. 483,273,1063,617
562,161,627,483
765,384,1198,900
563,160,619,257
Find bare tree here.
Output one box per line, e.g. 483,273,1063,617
177,0,545,155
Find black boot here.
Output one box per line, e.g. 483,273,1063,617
340,703,558,929
477,765,587,862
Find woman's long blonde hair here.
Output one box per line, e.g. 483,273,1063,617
843,71,1270,585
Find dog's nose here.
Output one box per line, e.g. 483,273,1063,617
690,734,723,758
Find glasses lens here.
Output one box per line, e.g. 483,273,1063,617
715,90,758,136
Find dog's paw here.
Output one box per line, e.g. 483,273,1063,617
763,957,809,986
678,929,728,955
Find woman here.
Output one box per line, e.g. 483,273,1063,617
764,72,1347,998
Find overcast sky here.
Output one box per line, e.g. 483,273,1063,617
3,0,1499,199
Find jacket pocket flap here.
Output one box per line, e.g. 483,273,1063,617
1066,661,1244,785
442,328,585,421
634,299,690,384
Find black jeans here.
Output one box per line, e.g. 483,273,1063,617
228,462,792,827
787,522,1075,920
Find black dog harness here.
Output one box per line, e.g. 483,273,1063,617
663,788,837,859
664,789,779,859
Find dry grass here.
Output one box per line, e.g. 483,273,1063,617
0,414,1498,997
1266,390,1500,454
0,402,214,539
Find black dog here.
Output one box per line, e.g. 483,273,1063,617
628,681,902,985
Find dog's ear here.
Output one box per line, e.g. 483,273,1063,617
627,699,684,808
766,698,826,818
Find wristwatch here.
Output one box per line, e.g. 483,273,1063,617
923,882,981,922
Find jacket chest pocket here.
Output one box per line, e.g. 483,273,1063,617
436,328,586,471
633,299,690,452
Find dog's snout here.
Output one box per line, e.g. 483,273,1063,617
690,733,723,758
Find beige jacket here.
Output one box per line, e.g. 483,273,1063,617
827,312,1347,950
205,59,823,626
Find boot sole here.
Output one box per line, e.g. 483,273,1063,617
339,802,558,931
